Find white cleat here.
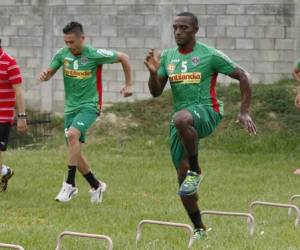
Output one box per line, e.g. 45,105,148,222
55,182,78,203
89,181,107,203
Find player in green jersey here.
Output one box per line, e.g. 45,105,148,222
144,12,256,240
292,59,300,175
39,22,132,203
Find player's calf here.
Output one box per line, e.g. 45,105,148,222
180,195,208,240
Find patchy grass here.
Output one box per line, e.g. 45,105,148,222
1,80,300,249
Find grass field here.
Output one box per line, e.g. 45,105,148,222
1,81,300,249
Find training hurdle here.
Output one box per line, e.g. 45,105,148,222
136,219,194,249
201,210,255,236
55,231,113,250
249,201,300,227
288,195,300,216
0,243,24,250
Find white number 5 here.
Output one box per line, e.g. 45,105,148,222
181,61,187,73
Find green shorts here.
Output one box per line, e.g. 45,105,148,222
64,107,99,143
169,105,222,168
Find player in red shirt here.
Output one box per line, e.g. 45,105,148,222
0,38,27,191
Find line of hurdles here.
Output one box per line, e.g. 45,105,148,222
1,194,300,250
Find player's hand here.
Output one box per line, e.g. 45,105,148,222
120,84,133,97
236,112,257,135
144,49,161,74
295,93,300,108
39,69,52,81
17,118,28,135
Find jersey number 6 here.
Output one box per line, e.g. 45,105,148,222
74,60,79,70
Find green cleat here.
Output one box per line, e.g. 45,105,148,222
193,228,208,241
0,167,14,192
179,170,203,196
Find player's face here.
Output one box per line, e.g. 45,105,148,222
64,33,85,55
173,16,198,47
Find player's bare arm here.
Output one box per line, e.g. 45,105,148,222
292,68,300,108
229,67,257,135
39,68,57,82
116,52,133,97
12,84,27,135
144,49,168,97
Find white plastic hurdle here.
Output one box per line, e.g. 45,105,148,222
249,200,300,227
55,231,113,250
288,195,300,216
201,210,255,236
136,219,194,249
0,243,24,250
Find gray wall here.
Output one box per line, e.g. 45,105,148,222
0,0,298,113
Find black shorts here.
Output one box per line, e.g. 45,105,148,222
0,123,11,151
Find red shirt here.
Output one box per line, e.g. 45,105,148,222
0,48,22,125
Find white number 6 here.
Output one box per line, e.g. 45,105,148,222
74,60,78,70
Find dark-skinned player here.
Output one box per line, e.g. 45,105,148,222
144,12,256,240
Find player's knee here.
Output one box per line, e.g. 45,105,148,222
67,130,80,144
174,111,193,131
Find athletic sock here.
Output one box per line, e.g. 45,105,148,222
188,155,201,174
83,171,99,190
188,210,205,230
66,165,77,187
1,165,9,176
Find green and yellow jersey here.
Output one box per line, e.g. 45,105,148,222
50,45,118,114
158,41,237,115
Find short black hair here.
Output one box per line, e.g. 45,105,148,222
63,21,84,35
176,12,198,27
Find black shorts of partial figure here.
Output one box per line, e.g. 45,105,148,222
0,123,11,151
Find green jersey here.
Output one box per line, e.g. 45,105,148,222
50,45,118,114
297,59,300,69
158,42,237,115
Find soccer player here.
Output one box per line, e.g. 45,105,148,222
39,22,132,203
0,38,28,191
292,61,300,175
144,12,256,240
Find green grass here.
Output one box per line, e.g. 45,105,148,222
1,80,300,249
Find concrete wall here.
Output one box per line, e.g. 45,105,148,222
0,0,298,112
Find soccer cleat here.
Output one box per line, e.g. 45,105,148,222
0,167,14,192
193,228,208,241
89,181,107,203
55,181,78,202
179,170,203,196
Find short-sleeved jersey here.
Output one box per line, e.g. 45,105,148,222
158,42,237,115
50,45,118,114
297,59,300,70
0,48,22,125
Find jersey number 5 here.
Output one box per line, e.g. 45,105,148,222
181,61,187,73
